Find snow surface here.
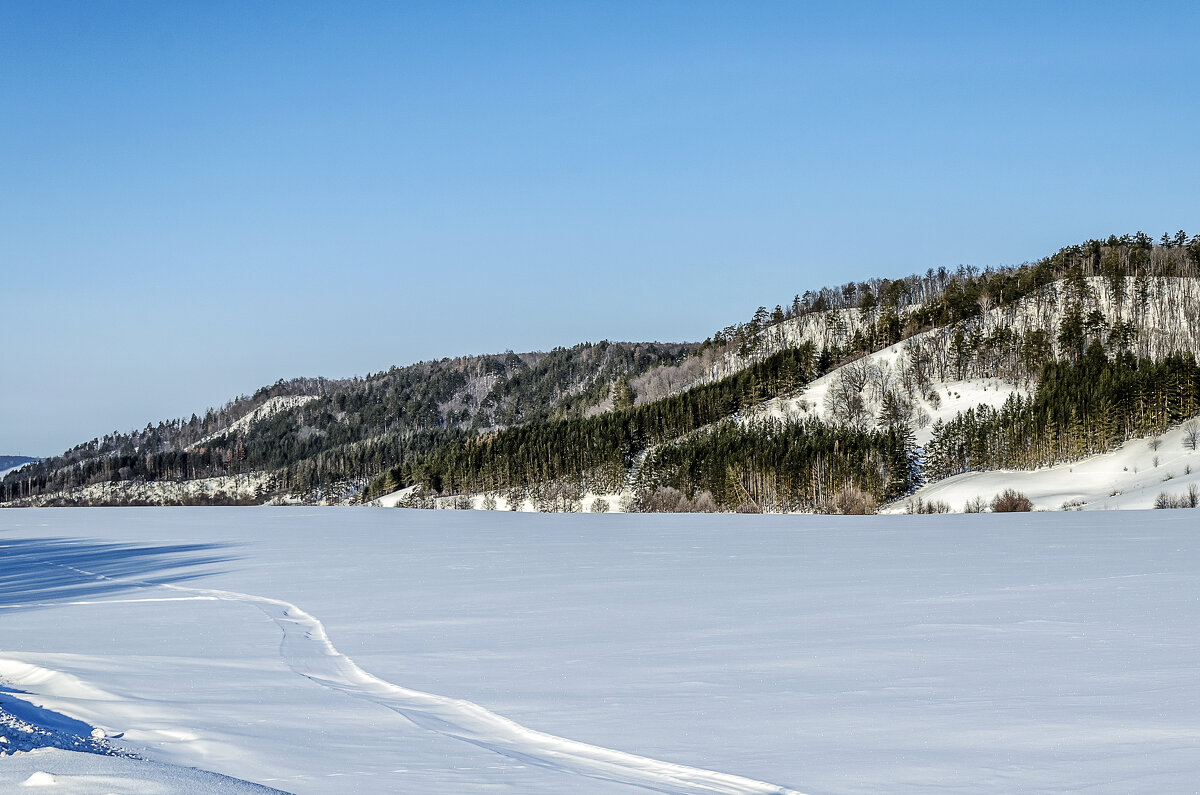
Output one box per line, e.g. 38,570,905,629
3,508,1200,793
1,748,288,793
890,415,1200,513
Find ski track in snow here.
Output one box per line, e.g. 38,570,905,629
4,560,805,795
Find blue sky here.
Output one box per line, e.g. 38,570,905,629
3,1,1199,455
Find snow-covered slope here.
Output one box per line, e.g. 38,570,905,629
632,308,880,402
3,508,1200,793
744,333,1029,446
185,395,318,451
637,276,1200,407
889,416,1200,513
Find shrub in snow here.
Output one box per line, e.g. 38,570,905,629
481,494,498,510
634,486,719,513
689,491,718,513
533,482,583,513
821,484,877,515
589,497,610,513
639,486,680,512
1155,484,1199,509
991,489,1033,512
906,497,950,514
505,486,525,510
963,496,988,513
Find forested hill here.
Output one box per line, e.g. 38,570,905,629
6,230,1200,512
2,341,693,503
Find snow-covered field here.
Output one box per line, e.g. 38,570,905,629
3,508,1199,793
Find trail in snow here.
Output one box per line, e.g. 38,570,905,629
5,561,805,795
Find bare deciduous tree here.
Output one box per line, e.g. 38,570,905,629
1183,419,1199,450
824,359,873,428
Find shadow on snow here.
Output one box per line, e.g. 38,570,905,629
0,536,233,610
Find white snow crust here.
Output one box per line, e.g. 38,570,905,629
2,508,1199,793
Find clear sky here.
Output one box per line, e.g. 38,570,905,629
3,1,1199,456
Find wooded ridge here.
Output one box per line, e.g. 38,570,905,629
5,231,1200,512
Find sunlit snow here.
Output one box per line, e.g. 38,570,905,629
2,508,1198,793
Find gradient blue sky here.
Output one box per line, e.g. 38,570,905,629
4,1,1199,455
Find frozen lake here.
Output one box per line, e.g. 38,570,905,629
2,507,1198,793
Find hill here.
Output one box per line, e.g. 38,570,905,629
1,342,694,505
5,231,1200,513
